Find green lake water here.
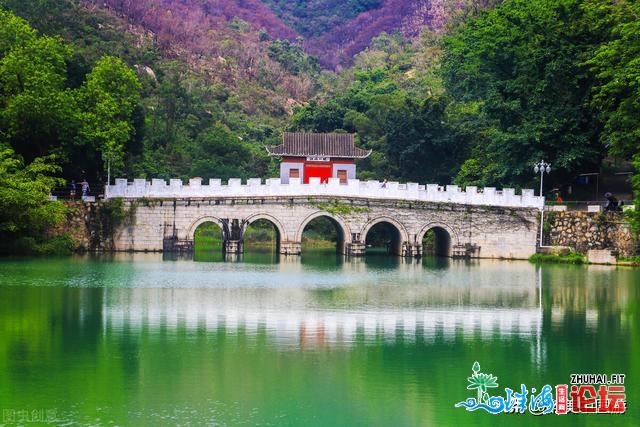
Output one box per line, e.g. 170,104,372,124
0,251,638,426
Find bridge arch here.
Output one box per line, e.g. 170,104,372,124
244,213,287,241
417,222,459,257
296,211,351,253
360,217,410,256
186,216,224,240
243,213,286,251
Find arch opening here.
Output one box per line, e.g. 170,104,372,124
422,227,452,258
243,218,280,262
365,221,402,256
193,221,224,262
301,215,345,255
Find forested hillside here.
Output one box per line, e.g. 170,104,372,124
290,0,639,192
259,0,462,68
0,0,325,183
0,0,639,253
0,0,474,186
94,0,463,69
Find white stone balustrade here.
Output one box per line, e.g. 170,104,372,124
105,177,544,209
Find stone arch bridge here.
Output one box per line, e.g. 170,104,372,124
106,177,543,259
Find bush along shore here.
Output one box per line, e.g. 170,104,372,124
528,252,586,265
528,251,640,266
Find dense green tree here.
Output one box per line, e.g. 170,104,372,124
388,96,464,184
584,0,640,159
291,100,348,133
442,0,604,188
261,0,384,38
582,0,640,230
267,39,320,76
190,122,268,180
74,56,141,180
0,0,67,35
0,144,67,253
0,13,74,163
0,7,36,54
0,10,144,182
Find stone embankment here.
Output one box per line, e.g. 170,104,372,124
547,211,635,258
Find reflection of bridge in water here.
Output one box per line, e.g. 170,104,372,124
96,259,607,350
104,297,544,345
100,283,596,352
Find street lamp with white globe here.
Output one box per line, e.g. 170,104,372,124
534,160,551,247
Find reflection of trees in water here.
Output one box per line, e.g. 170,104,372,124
2,259,638,427
0,287,105,368
62,288,104,343
543,265,635,314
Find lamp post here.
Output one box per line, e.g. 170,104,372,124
102,151,113,186
534,160,551,247
102,150,115,199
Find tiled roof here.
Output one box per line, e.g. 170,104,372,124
266,133,372,158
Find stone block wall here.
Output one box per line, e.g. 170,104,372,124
548,211,636,257
105,197,539,259
58,196,540,259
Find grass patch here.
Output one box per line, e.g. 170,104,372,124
618,256,640,266
301,236,335,248
529,252,586,264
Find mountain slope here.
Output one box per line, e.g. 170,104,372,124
0,0,479,183
93,0,461,69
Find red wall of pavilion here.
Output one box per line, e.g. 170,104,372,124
282,157,355,183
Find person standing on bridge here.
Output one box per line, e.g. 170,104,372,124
81,179,90,197
69,180,76,198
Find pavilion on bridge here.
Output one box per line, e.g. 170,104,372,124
266,132,371,184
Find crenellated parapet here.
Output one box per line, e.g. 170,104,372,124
105,177,544,209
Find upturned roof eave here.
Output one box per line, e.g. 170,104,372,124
266,148,372,159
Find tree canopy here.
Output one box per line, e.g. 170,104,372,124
0,9,145,182
0,144,67,252
441,0,605,188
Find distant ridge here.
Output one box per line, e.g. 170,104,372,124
91,0,461,69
